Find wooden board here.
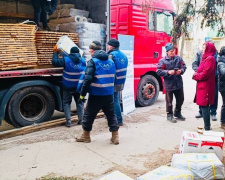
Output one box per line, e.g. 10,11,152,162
35,31,79,65
0,23,38,70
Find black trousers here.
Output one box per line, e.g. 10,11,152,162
220,90,225,124
82,95,119,132
200,105,210,130
31,0,47,28
166,88,184,114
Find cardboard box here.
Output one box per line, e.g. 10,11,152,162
179,131,224,160
179,131,201,154
136,166,194,180
200,135,223,160
203,131,224,143
99,170,133,180
57,35,83,56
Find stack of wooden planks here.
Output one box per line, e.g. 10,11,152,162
0,24,38,70
35,31,79,65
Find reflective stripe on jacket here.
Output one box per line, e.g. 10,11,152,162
109,50,128,85
62,56,86,89
89,58,116,96
76,68,85,93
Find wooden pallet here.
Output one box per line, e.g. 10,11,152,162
35,31,79,65
0,23,38,70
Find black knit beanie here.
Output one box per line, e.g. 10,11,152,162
108,38,120,48
89,41,102,50
70,46,79,53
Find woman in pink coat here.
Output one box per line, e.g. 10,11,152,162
192,42,216,131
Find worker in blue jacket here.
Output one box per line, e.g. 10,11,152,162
76,41,119,145
107,39,128,126
52,46,86,127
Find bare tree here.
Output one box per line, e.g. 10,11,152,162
142,0,225,45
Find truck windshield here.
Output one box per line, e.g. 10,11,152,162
156,12,173,36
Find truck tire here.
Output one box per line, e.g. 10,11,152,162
136,75,159,107
8,86,55,127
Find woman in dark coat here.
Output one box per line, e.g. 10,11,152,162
217,46,225,129
192,42,216,131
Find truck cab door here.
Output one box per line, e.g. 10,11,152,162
154,10,174,62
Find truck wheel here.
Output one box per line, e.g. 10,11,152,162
8,86,55,127
4,109,20,127
136,75,159,107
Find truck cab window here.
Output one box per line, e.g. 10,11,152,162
148,11,154,30
156,12,173,35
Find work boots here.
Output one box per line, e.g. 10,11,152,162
167,114,177,123
76,130,91,143
111,131,119,145
174,111,185,121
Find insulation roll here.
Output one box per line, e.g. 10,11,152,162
75,15,81,22
87,18,93,23
81,17,87,22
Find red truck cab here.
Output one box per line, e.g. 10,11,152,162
110,0,175,106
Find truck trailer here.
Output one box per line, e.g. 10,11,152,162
0,0,175,127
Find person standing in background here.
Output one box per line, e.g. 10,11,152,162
192,40,218,121
107,39,128,126
217,46,225,129
52,46,86,127
157,43,186,123
192,42,216,132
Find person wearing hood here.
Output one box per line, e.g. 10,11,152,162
52,46,86,127
157,43,187,123
192,40,218,121
76,41,120,145
192,42,216,132
217,46,225,129
107,38,128,126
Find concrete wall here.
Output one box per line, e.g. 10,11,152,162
60,0,107,24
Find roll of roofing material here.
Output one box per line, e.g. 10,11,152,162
81,17,87,22
75,15,81,22
87,18,93,23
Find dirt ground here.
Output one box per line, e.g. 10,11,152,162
0,111,180,179
0,63,225,180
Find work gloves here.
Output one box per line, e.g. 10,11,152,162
78,95,86,103
53,45,60,52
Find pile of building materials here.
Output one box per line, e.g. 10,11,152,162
35,31,78,65
60,22,106,60
48,4,90,31
0,0,34,19
0,23,38,70
48,3,106,60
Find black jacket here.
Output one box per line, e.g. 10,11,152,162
80,50,109,96
218,56,225,92
157,55,186,91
